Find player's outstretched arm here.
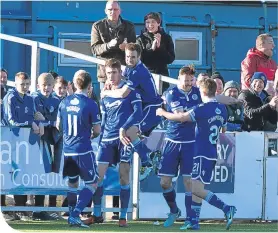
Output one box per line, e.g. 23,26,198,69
216,94,243,105
156,108,191,122
101,85,131,99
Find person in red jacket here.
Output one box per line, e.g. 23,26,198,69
241,33,277,92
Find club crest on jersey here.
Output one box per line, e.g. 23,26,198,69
192,94,198,100
136,93,141,99
25,107,29,113
215,108,221,115
70,98,79,105
236,109,241,115
49,106,54,113
170,101,180,108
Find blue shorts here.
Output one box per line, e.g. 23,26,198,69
63,151,98,184
138,105,162,137
97,138,132,165
158,139,194,177
191,156,216,184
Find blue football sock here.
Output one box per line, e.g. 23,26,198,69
120,184,130,219
72,186,95,218
163,186,178,214
67,187,77,211
205,191,229,213
131,138,151,164
92,182,103,217
191,201,202,224
185,192,192,219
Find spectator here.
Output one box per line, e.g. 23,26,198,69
136,12,175,92
32,73,61,220
3,72,43,220
223,81,244,132
53,76,68,101
211,72,225,95
91,0,136,89
238,72,278,131
196,73,210,88
241,33,277,93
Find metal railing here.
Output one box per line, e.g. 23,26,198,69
0,33,178,94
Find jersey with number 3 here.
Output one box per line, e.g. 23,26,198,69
58,94,101,156
188,100,227,159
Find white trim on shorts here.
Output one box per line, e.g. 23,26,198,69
165,138,195,144
64,150,94,156
157,173,176,177
101,137,119,142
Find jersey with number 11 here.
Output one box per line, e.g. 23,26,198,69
57,94,101,156
188,100,227,159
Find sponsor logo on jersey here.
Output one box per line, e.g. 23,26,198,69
106,100,122,108
170,101,180,108
70,98,79,105
25,107,29,113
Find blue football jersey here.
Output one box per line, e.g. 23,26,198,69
57,94,101,156
32,91,60,126
165,86,202,142
101,89,142,140
123,61,162,108
3,88,35,126
188,100,227,159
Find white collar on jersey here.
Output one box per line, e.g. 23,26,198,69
202,96,217,103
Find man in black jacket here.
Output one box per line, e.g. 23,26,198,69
238,72,278,131
91,0,136,88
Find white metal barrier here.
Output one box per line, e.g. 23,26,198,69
0,33,178,94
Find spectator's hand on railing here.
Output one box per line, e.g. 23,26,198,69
38,123,44,136
34,112,45,121
32,122,40,135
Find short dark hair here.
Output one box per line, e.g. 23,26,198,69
15,72,30,81
199,78,217,97
49,70,59,79
73,70,92,90
1,68,8,76
54,76,68,86
144,12,161,24
179,65,195,76
125,43,142,57
105,58,121,73
211,71,225,87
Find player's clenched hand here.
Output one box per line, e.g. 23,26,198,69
156,108,165,116
119,128,131,146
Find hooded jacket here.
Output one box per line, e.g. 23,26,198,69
241,48,277,90
136,28,175,77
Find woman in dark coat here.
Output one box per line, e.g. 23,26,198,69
137,12,175,91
